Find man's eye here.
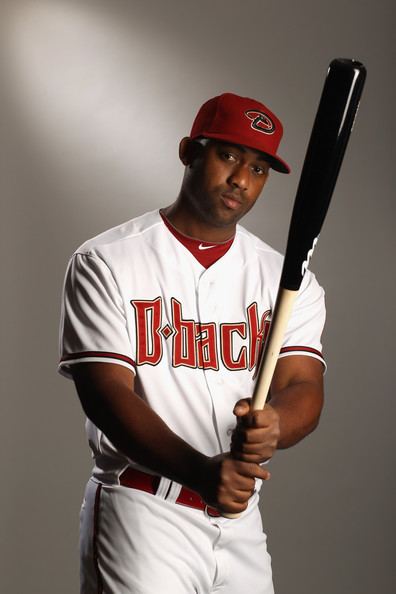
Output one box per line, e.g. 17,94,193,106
222,152,236,162
253,166,265,175
253,165,267,175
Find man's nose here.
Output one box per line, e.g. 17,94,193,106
228,164,248,191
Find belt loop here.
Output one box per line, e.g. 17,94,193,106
155,477,172,499
164,481,182,503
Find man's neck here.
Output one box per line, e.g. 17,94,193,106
161,203,236,243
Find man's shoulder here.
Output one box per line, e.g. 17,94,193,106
236,223,284,266
74,209,162,256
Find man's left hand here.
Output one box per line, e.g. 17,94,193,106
231,399,280,464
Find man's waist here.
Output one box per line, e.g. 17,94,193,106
117,466,222,517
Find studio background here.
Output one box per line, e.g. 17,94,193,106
1,1,394,593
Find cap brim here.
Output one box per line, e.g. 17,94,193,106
260,153,290,174
193,132,290,174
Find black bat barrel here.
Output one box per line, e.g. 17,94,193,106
280,58,367,291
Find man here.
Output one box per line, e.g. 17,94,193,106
59,92,325,593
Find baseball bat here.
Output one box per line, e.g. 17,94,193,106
225,58,366,519
252,57,366,410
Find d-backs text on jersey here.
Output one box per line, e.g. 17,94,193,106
131,297,271,372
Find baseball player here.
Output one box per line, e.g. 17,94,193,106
59,92,326,594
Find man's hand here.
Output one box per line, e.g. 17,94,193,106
195,453,270,515
230,399,281,464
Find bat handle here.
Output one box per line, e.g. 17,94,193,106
222,511,242,519
222,288,298,520
251,287,298,410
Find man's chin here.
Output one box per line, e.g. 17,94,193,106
191,200,246,229
215,207,247,227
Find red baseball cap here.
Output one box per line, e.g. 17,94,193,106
190,92,290,174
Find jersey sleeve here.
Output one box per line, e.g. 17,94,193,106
279,271,326,369
58,252,136,379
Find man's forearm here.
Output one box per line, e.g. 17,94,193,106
75,373,207,492
72,363,270,515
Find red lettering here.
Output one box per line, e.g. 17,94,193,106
247,303,271,371
196,323,219,370
172,298,197,368
220,323,247,370
131,298,162,365
131,298,271,374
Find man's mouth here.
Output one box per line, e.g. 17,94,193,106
221,192,242,210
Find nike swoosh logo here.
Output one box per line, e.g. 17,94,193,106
198,243,216,250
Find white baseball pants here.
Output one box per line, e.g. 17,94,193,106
80,478,274,594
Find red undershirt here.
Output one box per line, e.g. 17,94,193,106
160,211,235,269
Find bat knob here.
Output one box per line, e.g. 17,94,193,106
221,511,242,519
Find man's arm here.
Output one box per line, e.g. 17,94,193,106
71,362,270,514
231,355,324,463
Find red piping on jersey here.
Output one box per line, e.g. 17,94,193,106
60,351,136,368
279,346,323,359
93,483,104,594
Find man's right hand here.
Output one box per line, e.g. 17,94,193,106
194,453,271,515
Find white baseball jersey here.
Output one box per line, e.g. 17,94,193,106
59,208,326,484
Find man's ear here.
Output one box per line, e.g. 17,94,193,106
179,137,204,166
179,137,191,165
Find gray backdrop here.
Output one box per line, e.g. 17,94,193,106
1,1,394,592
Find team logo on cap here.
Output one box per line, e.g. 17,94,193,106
245,110,275,135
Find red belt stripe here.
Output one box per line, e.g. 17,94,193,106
119,467,220,517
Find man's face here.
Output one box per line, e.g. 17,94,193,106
180,139,270,231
